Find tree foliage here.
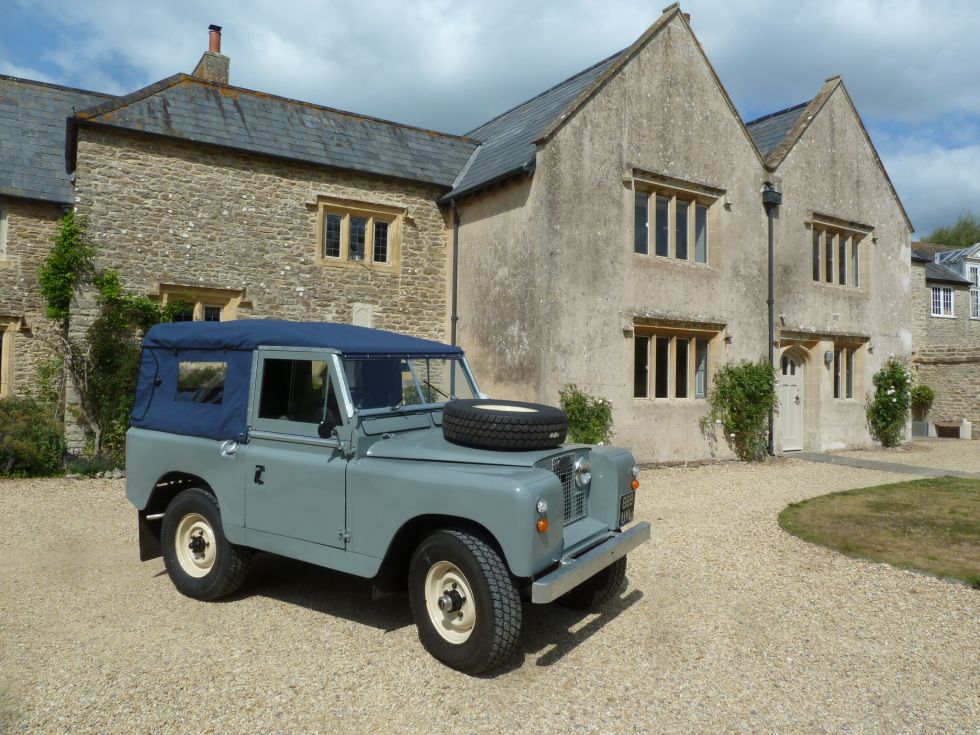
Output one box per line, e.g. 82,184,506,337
927,211,980,249
559,384,613,445
866,357,912,448
701,360,777,461
0,396,66,476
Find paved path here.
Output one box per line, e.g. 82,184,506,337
795,451,980,479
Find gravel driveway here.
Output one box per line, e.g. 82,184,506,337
2,447,978,734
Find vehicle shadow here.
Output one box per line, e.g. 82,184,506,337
216,554,643,674
226,553,414,633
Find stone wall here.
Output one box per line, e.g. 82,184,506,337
0,196,65,397
74,126,451,340
910,262,980,427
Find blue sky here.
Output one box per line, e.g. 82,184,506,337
2,0,978,237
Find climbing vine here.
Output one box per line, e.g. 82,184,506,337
37,211,95,326
701,360,777,461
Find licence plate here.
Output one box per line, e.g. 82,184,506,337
619,492,635,526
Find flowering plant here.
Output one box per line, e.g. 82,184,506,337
866,357,911,448
559,384,613,445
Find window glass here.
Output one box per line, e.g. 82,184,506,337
634,191,649,255
634,336,649,398
825,232,835,283
176,362,226,404
833,349,842,399
851,239,859,287
655,196,670,257
373,220,390,264
173,308,194,322
845,349,854,399
258,359,330,423
839,236,848,285
675,200,689,260
344,357,475,409
675,337,689,398
324,213,342,258
695,339,708,398
349,216,367,261
694,205,708,263
203,305,221,322
812,230,821,281
654,337,670,398
407,358,476,404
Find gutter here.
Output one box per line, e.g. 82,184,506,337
762,183,783,455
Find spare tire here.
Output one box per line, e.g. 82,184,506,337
442,399,568,451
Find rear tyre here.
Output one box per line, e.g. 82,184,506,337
409,530,522,674
557,557,627,610
161,488,250,601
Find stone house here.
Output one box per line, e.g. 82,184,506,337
1,6,915,461
910,241,979,431
448,7,912,460
0,77,113,398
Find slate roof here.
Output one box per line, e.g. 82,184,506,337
443,52,622,201
912,241,958,260
923,260,971,285
0,76,114,203
75,75,478,188
745,102,809,158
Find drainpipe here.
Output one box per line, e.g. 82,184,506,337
450,200,460,346
762,183,783,455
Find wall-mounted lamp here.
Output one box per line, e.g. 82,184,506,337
824,350,834,367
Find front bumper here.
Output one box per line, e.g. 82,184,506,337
530,522,651,604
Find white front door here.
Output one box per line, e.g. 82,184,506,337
779,354,803,451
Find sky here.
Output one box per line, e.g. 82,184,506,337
2,0,978,237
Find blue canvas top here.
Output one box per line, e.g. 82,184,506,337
141,319,462,357
132,320,461,441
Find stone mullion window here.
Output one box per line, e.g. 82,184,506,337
315,197,402,273
159,285,243,322
833,343,860,399
633,328,714,400
632,174,717,264
810,219,868,288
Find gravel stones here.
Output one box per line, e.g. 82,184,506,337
1,445,977,733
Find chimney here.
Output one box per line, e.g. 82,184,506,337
682,12,691,22
192,24,230,85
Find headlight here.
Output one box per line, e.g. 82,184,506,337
535,498,548,514
573,454,592,487
631,464,640,479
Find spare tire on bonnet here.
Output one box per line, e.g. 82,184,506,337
442,399,568,451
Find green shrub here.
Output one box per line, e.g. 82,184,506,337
559,384,613,444
867,357,911,448
0,396,66,476
701,360,777,461
37,211,95,325
910,384,935,421
66,454,118,477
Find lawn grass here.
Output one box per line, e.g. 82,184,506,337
779,476,980,588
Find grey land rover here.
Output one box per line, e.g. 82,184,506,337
126,319,650,674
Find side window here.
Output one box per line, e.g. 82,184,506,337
176,361,226,404
257,358,338,429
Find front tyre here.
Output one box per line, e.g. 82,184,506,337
557,556,627,610
409,530,521,674
161,488,250,601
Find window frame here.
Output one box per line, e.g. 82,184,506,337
633,326,716,401
809,219,868,288
968,263,979,319
930,286,955,318
314,196,403,273
833,343,859,400
632,173,719,265
158,284,243,322
250,349,349,438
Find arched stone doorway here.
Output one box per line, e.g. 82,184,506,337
778,348,807,451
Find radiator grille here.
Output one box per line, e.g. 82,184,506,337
551,452,586,524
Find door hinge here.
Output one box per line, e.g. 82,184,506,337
338,528,351,544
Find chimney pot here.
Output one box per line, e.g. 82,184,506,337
208,24,222,53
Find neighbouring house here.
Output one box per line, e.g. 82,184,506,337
0,77,114,397
910,241,980,431
0,6,916,461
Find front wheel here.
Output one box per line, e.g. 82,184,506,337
409,530,521,674
161,488,250,601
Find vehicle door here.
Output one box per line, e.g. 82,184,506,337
244,349,349,548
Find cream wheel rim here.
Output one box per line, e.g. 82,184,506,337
174,513,216,578
472,404,538,413
424,561,476,644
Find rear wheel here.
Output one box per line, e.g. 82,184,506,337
557,557,627,610
409,530,521,674
161,488,250,601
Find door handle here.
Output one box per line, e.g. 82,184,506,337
254,465,265,485
795,394,801,405
220,439,238,457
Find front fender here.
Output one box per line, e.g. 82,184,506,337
346,458,565,578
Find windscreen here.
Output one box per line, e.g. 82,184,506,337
342,357,478,410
